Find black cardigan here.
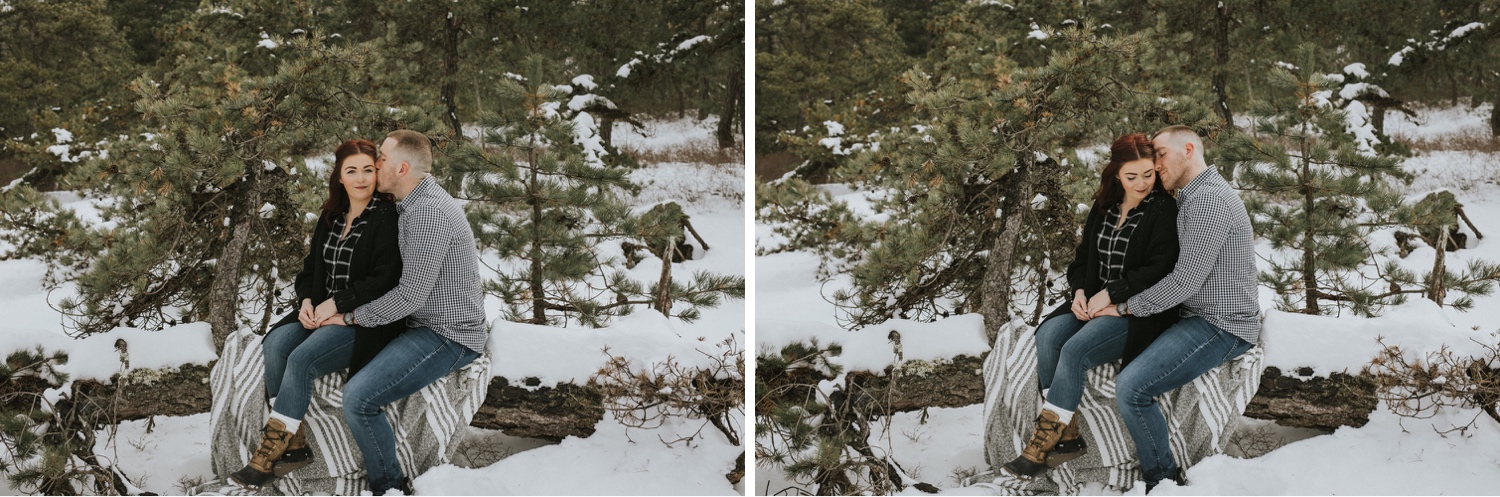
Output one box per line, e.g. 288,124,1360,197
1042,190,1181,368
270,201,406,378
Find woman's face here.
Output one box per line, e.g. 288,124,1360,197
340,153,378,204
1118,158,1156,205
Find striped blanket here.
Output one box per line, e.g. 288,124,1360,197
980,320,1264,494
208,328,490,495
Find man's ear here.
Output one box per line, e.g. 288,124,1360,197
1183,141,1196,159
399,161,410,177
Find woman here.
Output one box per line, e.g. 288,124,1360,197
1002,133,1182,480
230,139,408,490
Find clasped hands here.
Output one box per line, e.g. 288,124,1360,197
1070,289,1121,321
298,298,348,329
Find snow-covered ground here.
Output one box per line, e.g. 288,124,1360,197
755,104,1500,495
0,117,745,495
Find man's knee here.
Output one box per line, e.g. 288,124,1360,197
1115,370,1154,408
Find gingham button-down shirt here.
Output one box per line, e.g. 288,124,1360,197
350,176,489,353
1125,169,1262,345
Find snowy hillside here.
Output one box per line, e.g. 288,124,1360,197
0,116,745,496
754,104,1500,495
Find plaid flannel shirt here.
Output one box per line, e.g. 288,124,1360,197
351,176,489,353
1125,169,1262,345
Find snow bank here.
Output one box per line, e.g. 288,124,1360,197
0,323,216,382
757,315,990,373
415,413,741,495
1261,301,1494,376
489,306,740,388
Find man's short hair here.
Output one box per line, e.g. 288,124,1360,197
1153,125,1203,156
385,129,433,173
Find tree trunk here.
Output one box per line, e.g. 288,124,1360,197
1212,1,1233,125
1300,140,1320,314
1491,97,1500,138
979,159,1031,343
207,171,263,349
655,239,673,316
529,159,546,325
441,10,462,135
716,64,741,150
1431,228,1448,305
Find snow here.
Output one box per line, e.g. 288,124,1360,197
492,312,739,388
0,323,215,383
1342,62,1370,78
758,315,989,374
1389,46,1414,66
570,74,598,91
416,413,741,495
757,102,1500,495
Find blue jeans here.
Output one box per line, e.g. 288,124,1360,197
1034,314,1129,412
1116,316,1252,485
263,322,356,420
343,327,478,493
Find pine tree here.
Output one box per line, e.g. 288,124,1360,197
825,7,1214,341
0,4,414,348
0,0,138,189
1222,47,1464,316
450,59,742,327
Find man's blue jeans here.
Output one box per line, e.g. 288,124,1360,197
1034,314,1129,412
263,322,355,420
1116,316,1252,485
342,326,478,493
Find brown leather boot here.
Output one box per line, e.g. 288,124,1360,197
274,423,314,477
229,418,295,489
1046,415,1087,467
1001,409,1067,479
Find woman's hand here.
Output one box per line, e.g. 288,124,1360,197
298,299,319,329
1070,289,1091,321
1086,290,1113,316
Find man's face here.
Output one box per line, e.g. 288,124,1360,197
1151,136,1183,190
375,138,398,194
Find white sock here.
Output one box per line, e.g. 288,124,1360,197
269,410,301,433
1042,401,1074,425
268,397,277,409
1041,388,1049,401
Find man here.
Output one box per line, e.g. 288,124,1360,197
316,129,489,494
1088,125,1261,493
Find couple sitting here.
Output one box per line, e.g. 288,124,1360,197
1001,126,1261,493
227,130,489,495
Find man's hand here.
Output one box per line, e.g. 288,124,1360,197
1092,304,1121,318
312,298,339,324
318,313,348,327
298,298,319,329
1086,290,1113,316
1070,289,1091,321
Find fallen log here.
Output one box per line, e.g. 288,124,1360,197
762,354,1377,432
82,366,605,441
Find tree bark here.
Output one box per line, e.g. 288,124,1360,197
1212,1,1234,125
1431,227,1448,305
716,63,742,150
441,10,462,135
655,239,673,316
978,159,1031,343
206,170,262,349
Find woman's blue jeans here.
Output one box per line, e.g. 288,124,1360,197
342,326,478,493
262,321,355,420
1116,316,1252,485
1034,313,1129,412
